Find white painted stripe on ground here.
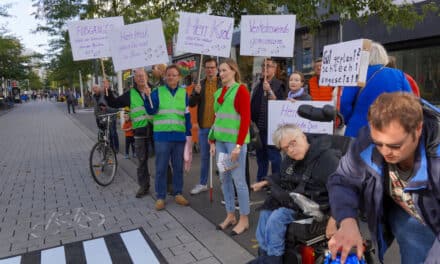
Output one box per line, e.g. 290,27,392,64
120,229,160,264
41,246,66,264
83,238,112,264
0,256,21,264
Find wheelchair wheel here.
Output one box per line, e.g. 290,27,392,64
89,142,117,186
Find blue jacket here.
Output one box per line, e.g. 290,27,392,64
328,105,440,262
340,65,411,137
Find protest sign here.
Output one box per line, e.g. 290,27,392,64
240,15,296,57
319,39,372,87
176,12,234,57
67,17,124,61
109,19,168,72
267,101,333,145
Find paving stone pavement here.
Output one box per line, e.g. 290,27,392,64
0,101,253,264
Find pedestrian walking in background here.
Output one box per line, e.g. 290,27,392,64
105,68,153,198
122,112,135,159
66,89,76,114
209,58,251,236
189,57,221,195
145,64,192,211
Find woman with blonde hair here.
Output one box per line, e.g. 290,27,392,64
209,58,251,236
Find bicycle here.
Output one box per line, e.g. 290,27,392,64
89,112,118,186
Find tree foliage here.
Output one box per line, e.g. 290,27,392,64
33,0,438,85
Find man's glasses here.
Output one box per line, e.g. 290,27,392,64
372,133,411,150
205,66,217,69
261,64,275,68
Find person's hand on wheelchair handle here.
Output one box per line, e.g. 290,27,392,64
328,218,364,264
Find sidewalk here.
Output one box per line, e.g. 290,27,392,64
0,101,253,263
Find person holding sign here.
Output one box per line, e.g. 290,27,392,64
340,42,411,137
105,68,153,198
328,93,440,264
286,71,311,101
209,59,251,236
251,58,286,183
144,65,192,211
308,58,334,101
189,57,222,195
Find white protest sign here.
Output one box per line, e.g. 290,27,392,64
108,19,168,72
267,101,333,145
319,39,372,87
67,17,124,61
176,12,234,57
240,15,296,57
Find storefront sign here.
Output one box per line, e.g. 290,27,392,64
240,15,296,57
319,39,372,87
67,17,124,61
109,19,168,72
176,12,234,57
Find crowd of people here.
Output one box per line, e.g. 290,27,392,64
78,40,439,264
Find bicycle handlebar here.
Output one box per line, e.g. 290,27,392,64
97,112,118,118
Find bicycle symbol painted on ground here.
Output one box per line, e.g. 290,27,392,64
30,207,105,238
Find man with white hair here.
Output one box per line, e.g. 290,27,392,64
105,68,153,198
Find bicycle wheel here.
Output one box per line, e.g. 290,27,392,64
89,142,117,186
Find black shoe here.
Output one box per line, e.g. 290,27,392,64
135,187,149,198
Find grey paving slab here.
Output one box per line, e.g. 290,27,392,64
0,102,251,263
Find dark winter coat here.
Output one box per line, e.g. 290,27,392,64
262,135,340,212
328,104,440,262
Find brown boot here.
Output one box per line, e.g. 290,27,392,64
174,195,189,206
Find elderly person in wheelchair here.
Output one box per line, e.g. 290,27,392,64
249,123,340,264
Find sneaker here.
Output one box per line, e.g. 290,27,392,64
135,187,149,198
175,195,189,206
124,154,129,159
155,199,165,211
190,184,208,195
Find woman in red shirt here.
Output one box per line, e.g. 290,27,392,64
209,59,251,236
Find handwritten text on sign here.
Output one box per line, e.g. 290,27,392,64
240,15,296,57
109,19,168,72
176,12,233,57
267,101,333,145
67,17,124,61
319,39,370,87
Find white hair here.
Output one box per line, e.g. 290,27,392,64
272,123,303,149
369,42,389,65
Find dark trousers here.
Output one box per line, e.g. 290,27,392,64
67,102,75,113
125,136,135,155
109,120,119,152
134,136,150,189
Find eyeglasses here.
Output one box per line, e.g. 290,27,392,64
205,66,217,69
280,139,298,152
372,133,411,150
261,65,275,68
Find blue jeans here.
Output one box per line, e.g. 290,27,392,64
198,128,210,185
256,208,295,256
215,141,250,215
388,202,435,264
155,141,185,199
256,145,281,182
